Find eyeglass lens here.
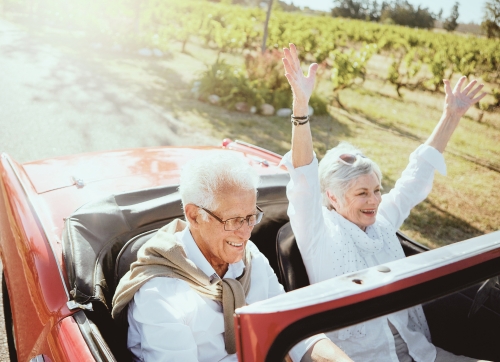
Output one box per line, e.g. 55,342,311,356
224,212,264,231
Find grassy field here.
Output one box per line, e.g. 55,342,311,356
7,12,500,249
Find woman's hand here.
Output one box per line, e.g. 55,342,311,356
283,44,316,167
426,76,487,153
282,43,318,105
443,76,487,118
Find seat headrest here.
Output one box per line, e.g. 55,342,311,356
276,222,310,292
115,229,158,284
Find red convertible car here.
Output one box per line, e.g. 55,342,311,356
0,140,499,362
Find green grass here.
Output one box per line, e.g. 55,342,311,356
9,12,500,249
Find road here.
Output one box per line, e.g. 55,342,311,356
0,15,218,360
0,17,217,164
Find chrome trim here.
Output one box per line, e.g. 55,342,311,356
233,140,283,159
2,154,71,299
67,300,93,311
249,156,269,167
71,176,85,188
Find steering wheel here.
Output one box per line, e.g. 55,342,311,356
469,276,500,317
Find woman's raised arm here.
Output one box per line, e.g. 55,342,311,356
282,43,318,168
425,76,486,153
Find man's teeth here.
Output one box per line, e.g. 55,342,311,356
227,241,243,247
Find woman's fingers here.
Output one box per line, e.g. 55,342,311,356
307,63,318,80
471,91,487,104
445,77,487,107
467,83,484,98
282,44,317,99
453,76,467,94
289,43,301,69
461,79,478,96
282,58,297,80
443,79,453,96
283,48,299,73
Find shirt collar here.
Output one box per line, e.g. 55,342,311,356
177,227,245,280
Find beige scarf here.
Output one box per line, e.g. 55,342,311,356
111,219,252,354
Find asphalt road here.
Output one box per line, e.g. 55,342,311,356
0,17,217,164
0,15,218,360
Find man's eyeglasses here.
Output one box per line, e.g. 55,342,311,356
338,153,367,166
198,205,264,231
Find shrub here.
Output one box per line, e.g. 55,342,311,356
309,94,329,115
329,44,376,107
493,88,500,107
197,50,329,114
197,60,264,110
245,49,293,109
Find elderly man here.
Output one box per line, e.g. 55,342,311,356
112,152,351,362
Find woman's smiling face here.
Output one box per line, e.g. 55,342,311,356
332,172,382,230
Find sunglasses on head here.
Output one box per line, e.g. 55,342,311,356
338,153,367,166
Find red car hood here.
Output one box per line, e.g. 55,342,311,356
23,146,284,194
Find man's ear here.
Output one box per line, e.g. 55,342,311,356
326,190,339,211
185,204,201,228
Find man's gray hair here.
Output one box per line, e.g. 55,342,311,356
178,151,260,220
318,142,382,209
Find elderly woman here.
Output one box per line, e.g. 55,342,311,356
280,43,489,362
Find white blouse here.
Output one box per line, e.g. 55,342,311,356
281,144,447,362
127,227,324,362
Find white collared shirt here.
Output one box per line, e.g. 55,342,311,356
127,227,324,362
280,144,447,362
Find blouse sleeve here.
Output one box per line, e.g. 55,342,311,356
379,144,447,230
280,151,330,262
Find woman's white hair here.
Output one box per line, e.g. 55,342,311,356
318,142,382,210
178,151,260,220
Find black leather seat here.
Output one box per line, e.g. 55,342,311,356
275,222,429,292
115,229,159,285
276,222,310,292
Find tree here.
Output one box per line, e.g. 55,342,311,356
331,0,370,20
261,0,273,53
482,0,500,38
380,1,436,29
443,2,459,32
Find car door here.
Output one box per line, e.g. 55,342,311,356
234,231,500,362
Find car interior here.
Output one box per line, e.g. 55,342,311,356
61,174,500,362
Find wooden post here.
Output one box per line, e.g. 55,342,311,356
261,0,273,54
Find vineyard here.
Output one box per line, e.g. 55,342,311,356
122,0,500,104
7,0,500,109
2,0,500,247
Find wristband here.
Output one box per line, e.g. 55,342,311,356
291,115,310,126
